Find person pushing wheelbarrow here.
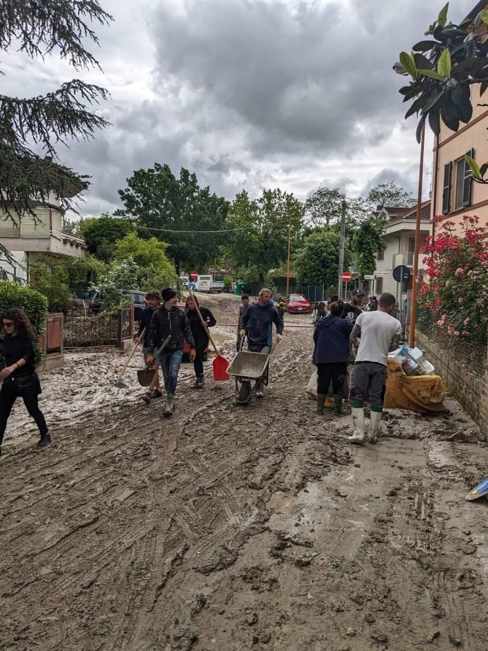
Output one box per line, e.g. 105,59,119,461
239,288,282,398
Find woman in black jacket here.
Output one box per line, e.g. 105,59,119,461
0,308,51,454
185,295,216,388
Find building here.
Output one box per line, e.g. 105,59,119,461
0,193,86,282
431,0,488,233
373,201,431,304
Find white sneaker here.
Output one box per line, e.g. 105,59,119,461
348,407,366,444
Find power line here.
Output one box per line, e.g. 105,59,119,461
135,224,251,234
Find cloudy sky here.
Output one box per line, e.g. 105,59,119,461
2,0,478,215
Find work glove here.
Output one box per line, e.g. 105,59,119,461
276,334,283,343
189,349,196,361
239,329,246,338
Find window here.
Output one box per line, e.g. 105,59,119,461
377,249,384,261
442,162,452,214
407,237,415,266
375,277,383,294
463,148,474,208
455,158,465,210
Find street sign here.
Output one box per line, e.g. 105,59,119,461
393,265,411,283
364,274,375,280
342,271,352,282
190,270,199,280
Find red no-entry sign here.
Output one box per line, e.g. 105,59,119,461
342,271,352,282
190,271,198,280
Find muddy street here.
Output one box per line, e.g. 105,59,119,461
1,294,488,651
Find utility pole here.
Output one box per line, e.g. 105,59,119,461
337,198,346,299
408,123,426,348
286,212,292,298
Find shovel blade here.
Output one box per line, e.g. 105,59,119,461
137,369,156,387
213,355,230,381
114,380,127,389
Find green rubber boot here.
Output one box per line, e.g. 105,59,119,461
317,394,326,414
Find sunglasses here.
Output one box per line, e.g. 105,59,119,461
2,322,14,328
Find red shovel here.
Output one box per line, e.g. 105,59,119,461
188,290,230,381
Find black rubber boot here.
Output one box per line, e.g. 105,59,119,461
334,394,343,415
37,433,51,449
317,394,326,414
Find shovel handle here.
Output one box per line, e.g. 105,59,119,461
149,335,172,366
188,289,220,356
117,327,145,381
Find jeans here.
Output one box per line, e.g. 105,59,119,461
0,375,48,445
317,362,347,396
158,349,183,396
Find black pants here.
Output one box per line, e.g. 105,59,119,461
0,375,48,445
317,362,347,396
193,338,208,378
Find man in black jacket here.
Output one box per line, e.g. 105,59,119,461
147,288,195,416
136,290,162,404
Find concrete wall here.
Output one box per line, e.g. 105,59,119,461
416,330,488,441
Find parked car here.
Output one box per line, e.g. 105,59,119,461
286,294,311,314
88,289,146,320
210,280,225,293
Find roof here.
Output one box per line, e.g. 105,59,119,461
402,201,431,222
373,201,431,223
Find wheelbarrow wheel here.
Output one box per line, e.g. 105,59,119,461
235,378,252,405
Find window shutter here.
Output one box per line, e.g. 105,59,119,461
442,162,452,214
463,148,474,207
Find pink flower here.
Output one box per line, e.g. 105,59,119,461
442,314,448,321
462,330,470,336
448,325,455,335
454,331,460,336
455,267,464,277
464,318,470,325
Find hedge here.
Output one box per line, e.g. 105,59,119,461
0,281,48,365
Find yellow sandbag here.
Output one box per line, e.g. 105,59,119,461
384,358,446,413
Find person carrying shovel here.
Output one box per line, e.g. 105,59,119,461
146,288,195,416
136,290,163,404
239,288,283,398
185,295,216,389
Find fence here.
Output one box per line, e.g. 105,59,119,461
417,307,488,439
63,307,134,348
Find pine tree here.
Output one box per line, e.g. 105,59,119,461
0,0,112,221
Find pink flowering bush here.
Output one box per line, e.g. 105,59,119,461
419,216,488,343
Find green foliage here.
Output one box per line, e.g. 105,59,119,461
223,275,233,288
294,229,352,287
0,281,48,364
397,5,488,142
366,182,416,209
224,189,304,286
117,164,228,274
82,216,132,262
114,233,178,291
353,219,387,280
30,264,73,314
94,258,139,309
0,0,112,218
305,188,368,229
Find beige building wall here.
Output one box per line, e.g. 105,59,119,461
432,72,488,231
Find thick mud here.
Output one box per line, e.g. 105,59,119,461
1,294,488,651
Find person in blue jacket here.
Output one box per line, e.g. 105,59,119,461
313,300,354,415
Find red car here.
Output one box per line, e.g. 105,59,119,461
286,294,311,314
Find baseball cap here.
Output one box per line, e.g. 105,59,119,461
352,289,365,296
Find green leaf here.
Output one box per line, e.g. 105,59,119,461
418,68,444,81
466,155,481,179
438,3,449,28
428,108,441,136
422,90,444,113
412,40,437,52
437,48,452,77
479,162,488,178
399,51,418,79
414,53,433,70
479,9,488,24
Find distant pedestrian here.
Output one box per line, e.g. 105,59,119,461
147,288,195,416
185,295,216,389
348,293,402,445
342,289,364,323
137,290,163,404
313,301,353,416
274,293,286,326
237,294,250,350
369,295,378,311
0,309,51,454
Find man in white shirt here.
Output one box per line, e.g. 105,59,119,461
348,293,402,444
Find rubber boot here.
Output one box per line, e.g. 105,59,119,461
333,394,343,415
369,410,382,444
164,394,175,417
37,433,52,449
317,394,326,414
255,379,264,398
348,407,365,444
196,376,204,389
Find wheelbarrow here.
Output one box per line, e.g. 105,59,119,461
227,344,272,405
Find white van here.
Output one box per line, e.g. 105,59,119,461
195,275,212,292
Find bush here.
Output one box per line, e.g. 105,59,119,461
30,265,73,314
0,281,48,364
